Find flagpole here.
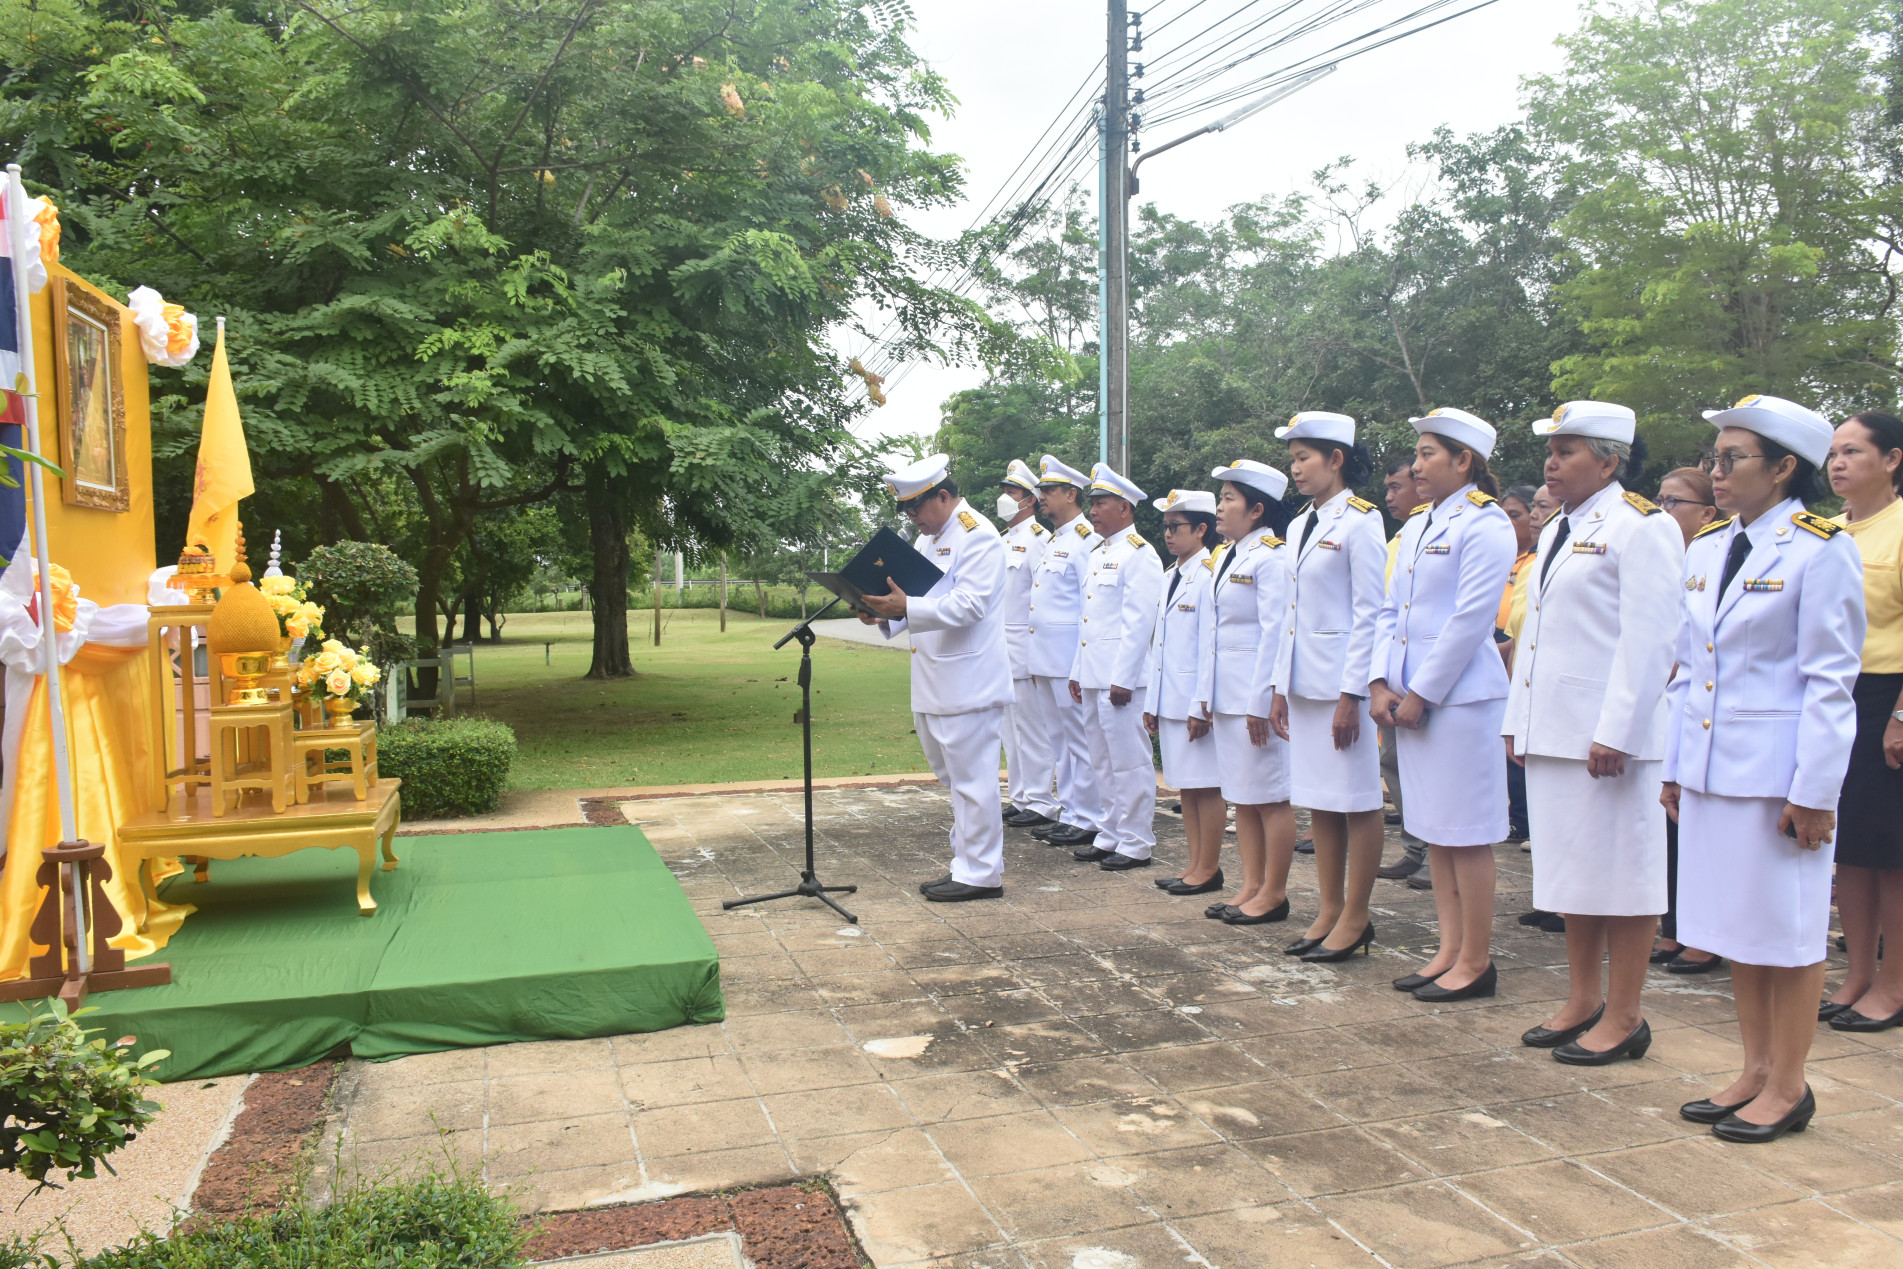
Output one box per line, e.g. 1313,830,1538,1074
5,163,86,976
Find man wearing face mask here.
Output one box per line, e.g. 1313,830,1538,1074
998,459,1061,828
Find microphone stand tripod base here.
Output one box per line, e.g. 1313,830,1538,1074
720,600,859,923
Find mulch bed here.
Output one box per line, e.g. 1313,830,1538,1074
189,1060,865,1265
522,1182,864,1268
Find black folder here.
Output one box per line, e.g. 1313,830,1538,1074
807,527,945,617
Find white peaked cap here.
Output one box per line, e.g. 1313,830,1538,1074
1536,400,1637,444
1275,411,1356,445
1702,394,1834,468
1211,458,1289,503
1037,454,1090,487
1410,407,1499,460
884,452,951,500
1088,463,1145,504
1001,459,1039,492
1153,489,1217,514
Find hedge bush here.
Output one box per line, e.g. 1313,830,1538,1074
34,1174,526,1268
0,1003,167,1188
378,718,516,820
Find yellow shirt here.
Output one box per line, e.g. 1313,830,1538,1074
1385,532,1401,587
1835,497,1903,672
1498,550,1535,631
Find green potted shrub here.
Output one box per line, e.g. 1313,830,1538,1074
0,1003,167,1190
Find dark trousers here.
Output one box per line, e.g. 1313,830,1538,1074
1506,754,1528,833
1661,813,1679,941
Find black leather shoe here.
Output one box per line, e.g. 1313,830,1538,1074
923,881,1004,903
1072,845,1116,863
1222,899,1290,925
1166,870,1224,895
1154,874,1183,889
1650,945,1683,964
1392,969,1443,993
1051,827,1099,847
1830,1002,1903,1032
1006,808,1056,828
1666,953,1724,975
1030,822,1075,841
1283,935,1324,956
1518,910,1554,927
1001,804,1015,822
1293,837,1315,855
1538,912,1568,933
1680,1095,1752,1125
1554,1018,1651,1065
1301,923,1375,962
1384,812,1402,825
1523,1005,1604,1049
1506,823,1529,842
919,874,955,894
1099,853,1152,871
1413,963,1497,1002
1819,999,1852,1023
1206,901,1237,919
1712,1086,1815,1143
1376,855,1423,879
1405,873,1433,890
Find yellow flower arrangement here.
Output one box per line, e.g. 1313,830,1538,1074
260,574,325,641
294,639,380,705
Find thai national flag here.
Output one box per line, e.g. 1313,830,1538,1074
0,183,25,427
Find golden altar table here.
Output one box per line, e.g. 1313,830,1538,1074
120,779,403,917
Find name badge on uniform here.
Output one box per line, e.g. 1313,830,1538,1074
1423,544,1450,555
1317,540,1341,551
1102,561,1118,570
936,547,952,556
1053,550,1069,558
1229,573,1254,584
1011,544,1027,553
1177,602,1196,612
1572,542,1607,555
1742,578,1784,592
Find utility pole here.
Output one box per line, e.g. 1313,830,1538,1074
1101,1,1133,473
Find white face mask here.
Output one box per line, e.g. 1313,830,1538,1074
996,492,1024,519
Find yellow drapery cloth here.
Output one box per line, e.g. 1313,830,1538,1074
0,644,191,980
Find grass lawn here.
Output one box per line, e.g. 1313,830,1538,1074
459,609,926,790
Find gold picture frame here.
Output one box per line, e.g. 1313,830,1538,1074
53,278,130,512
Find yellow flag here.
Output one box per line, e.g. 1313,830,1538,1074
184,323,254,572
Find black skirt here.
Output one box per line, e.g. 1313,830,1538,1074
1837,671,1903,870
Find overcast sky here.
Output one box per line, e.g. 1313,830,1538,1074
848,0,1586,447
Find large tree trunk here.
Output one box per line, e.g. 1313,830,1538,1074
585,466,634,679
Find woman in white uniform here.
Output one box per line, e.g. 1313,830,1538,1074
1372,409,1518,1000
1503,401,1684,1064
1664,394,1865,1143
1266,413,1389,962
1145,490,1224,896
1194,460,1296,926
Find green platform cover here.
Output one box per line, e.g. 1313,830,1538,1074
75,825,723,1080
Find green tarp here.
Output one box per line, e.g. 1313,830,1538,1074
74,825,723,1080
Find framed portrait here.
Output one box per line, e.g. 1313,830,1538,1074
52,278,129,512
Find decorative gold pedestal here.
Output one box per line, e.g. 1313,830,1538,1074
295,719,379,803
208,701,296,816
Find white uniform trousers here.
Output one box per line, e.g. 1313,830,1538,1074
1083,688,1156,860
1036,674,1104,831
914,707,1007,888
1003,676,1060,818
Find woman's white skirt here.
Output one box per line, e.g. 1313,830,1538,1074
1289,695,1383,813
1395,697,1508,847
1159,715,1221,790
1526,755,1666,915
1677,789,1835,967
1213,712,1290,806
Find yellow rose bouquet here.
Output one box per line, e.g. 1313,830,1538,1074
259,574,326,641
294,639,381,706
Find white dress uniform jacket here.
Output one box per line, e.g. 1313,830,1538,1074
1028,516,1102,676
1001,515,1050,679
1663,498,1866,810
1070,530,1165,689
1145,549,1212,720
1504,483,1686,759
1195,531,1289,718
1372,485,1517,705
1272,490,1388,701
881,500,1013,715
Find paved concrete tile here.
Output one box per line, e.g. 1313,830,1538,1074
929,1111,1094,1178
631,1097,776,1156
764,1082,913,1139
487,1112,637,1179
966,1161,1155,1242
1240,1125,1426,1197
737,1044,881,1096
847,1181,1005,1265
892,1070,1044,1123
346,1079,484,1141
1707,1197,1903,1268
1459,1159,1673,1243
489,1070,625,1126
485,1038,615,1078
620,1055,755,1109
1171,1204,1383,1268
1561,1224,1757,1269
1050,1095,1226,1157
1363,1108,1557,1178
786,1127,954,1194
1589,1136,1802,1217
1321,1181,1532,1267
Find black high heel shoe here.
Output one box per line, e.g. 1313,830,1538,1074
1392,969,1443,993
1412,962,1496,1002
1222,898,1289,925
1818,999,1853,1023
1300,923,1375,963
1553,1018,1651,1066
1713,1086,1815,1143
1167,869,1225,897
1283,935,1325,956
1680,1094,1753,1125
1830,1001,1903,1032
1522,1004,1604,1049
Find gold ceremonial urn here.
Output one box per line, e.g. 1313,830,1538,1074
219,652,273,706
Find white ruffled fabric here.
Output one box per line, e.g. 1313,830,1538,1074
126,286,201,367
0,176,49,295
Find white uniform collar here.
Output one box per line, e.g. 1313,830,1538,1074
1052,511,1088,536
1734,495,1805,537
1177,547,1210,570
1560,480,1623,525
1007,515,1039,536
1314,487,1351,517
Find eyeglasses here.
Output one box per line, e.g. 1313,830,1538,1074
1162,520,1194,532
1658,495,1714,512
1698,451,1770,476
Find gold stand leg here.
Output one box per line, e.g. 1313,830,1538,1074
355,837,377,915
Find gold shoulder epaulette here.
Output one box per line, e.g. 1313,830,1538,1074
1466,490,1497,508
1201,556,1215,571
1793,510,1843,539
1259,533,1284,549
1692,515,1734,542
1030,522,1047,536
957,510,978,531
1623,491,1661,515
1074,521,1091,539
1126,532,1145,548
1408,502,1430,517
1346,495,1378,513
